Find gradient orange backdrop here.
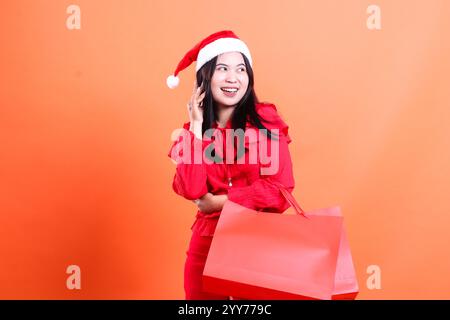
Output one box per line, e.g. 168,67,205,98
1,0,450,299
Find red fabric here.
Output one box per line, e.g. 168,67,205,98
184,229,230,300
168,102,295,237
172,30,239,77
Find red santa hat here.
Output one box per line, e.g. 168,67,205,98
166,30,253,89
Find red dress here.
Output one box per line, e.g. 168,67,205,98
168,102,295,299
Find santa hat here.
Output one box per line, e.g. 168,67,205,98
166,30,253,89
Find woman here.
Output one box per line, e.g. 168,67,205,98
167,30,295,299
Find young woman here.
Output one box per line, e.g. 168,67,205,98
167,30,295,299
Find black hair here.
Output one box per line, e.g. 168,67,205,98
195,53,278,141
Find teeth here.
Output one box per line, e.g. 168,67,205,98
222,88,238,93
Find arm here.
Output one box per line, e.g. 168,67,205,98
168,81,208,200
227,102,294,212
227,132,295,212
168,121,209,200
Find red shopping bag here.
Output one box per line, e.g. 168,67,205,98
203,180,358,300
332,223,359,300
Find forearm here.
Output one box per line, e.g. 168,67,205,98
227,133,294,212
168,121,208,200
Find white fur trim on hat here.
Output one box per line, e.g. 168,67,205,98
166,75,180,89
195,38,252,72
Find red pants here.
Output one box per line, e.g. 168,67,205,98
184,229,230,300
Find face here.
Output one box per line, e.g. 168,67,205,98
210,51,249,109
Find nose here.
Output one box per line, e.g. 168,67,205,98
225,70,238,83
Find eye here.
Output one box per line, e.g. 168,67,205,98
238,67,246,72
217,66,227,71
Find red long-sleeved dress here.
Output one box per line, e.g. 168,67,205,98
167,102,295,299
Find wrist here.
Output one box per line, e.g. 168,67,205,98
189,120,203,140
217,194,228,210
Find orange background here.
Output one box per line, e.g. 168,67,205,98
1,0,450,299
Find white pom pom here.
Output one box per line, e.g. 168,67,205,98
166,75,180,89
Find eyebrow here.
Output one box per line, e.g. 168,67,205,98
216,63,246,67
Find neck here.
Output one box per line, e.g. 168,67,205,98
216,104,235,128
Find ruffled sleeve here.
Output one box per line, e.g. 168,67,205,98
255,102,292,144
167,121,209,200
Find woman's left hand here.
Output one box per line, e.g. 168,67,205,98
193,193,228,214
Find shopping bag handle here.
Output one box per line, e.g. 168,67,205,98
267,178,309,219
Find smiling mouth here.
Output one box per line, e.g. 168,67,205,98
221,87,239,93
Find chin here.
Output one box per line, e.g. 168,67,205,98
217,96,245,107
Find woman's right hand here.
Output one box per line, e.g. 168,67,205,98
187,81,206,123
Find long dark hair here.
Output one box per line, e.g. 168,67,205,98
196,53,278,141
